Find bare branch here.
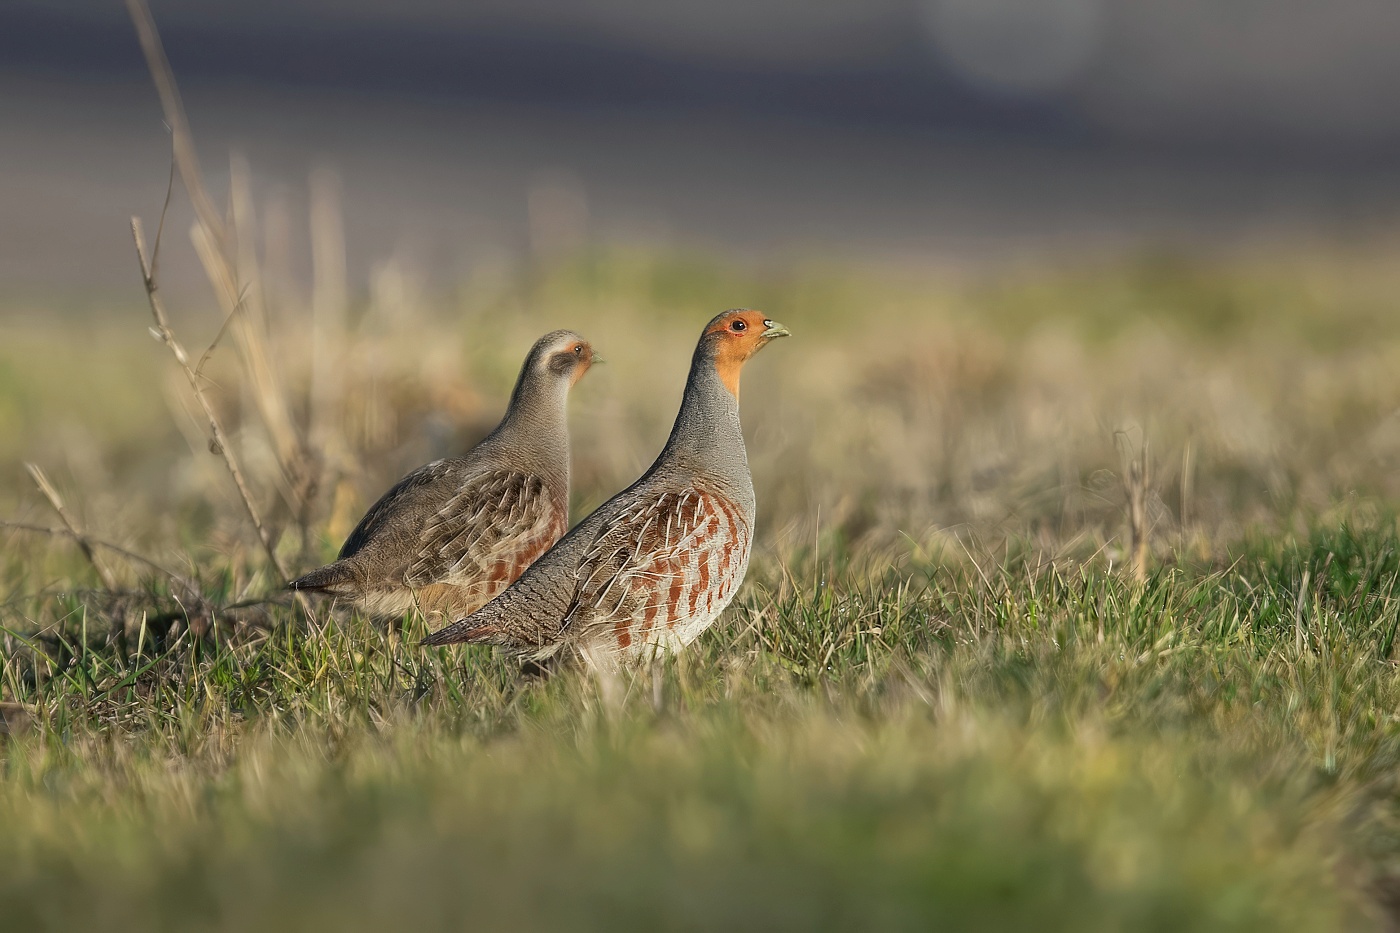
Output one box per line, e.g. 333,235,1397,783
132,215,289,582
124,0,227,257
195,283,252,379
128,0,314,507
24,464,118,591
125,0,321,625
150,144,178,284
0,520,199,599
189,206,310,503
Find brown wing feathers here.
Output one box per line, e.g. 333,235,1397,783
405,471,549,587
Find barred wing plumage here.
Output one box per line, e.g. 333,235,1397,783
561,486,752,658
405,469,562,594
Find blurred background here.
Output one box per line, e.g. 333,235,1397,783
7,0,1400,297
3,0,1400,571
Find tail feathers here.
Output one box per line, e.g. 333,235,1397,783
287,560,358,596
421,615,500,647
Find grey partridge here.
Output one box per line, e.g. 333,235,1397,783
289,330,597,622
423,309,789,668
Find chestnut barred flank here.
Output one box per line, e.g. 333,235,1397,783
558,486,752,658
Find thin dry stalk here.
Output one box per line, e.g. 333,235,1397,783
124,0,226,259
131,216,289,583
127,0,319,542
124,0,331,623
303,167,350,556
0,520,202,600
1116,431,1151,583
187,161,316,535
24,463,117,591
1180,440,1194,531
309,165,348,449
1295,568,1311,654
205,157,312,493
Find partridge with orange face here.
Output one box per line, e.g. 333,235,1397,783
423,309,789,667
289,330,597,623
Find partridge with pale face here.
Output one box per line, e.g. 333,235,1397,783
289,330,597,623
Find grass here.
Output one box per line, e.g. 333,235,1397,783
4,528,1396,930
6,244,1400,929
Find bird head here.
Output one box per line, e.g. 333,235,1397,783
533,330,599,388
700,309,791,399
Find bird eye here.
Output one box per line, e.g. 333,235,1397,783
574,344,584,356
731,320,747,332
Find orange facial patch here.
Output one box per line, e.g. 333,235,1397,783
706,310,767,399
567,344,593,387
713,340,747,399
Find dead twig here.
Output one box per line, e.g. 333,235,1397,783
124,0,325,628
131,216,289,582
128,0,288,578
1115,430,1152,583
0,520,201,602
127,0,321,552
124,0,226,258
194,283,253,379
24,464,117,591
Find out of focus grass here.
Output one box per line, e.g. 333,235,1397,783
3,529,1395,930
5,246,1400,929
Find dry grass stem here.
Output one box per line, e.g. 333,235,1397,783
123,0,226,259
1116,431,1152,583
1179,440,1194,532
23,463,116,591
128,0,321,549
0,521,201,601
131,216,288,583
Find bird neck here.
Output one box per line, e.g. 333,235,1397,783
655,346,750,492
486,367,571,473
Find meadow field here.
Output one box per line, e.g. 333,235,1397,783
5,217,1400,931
